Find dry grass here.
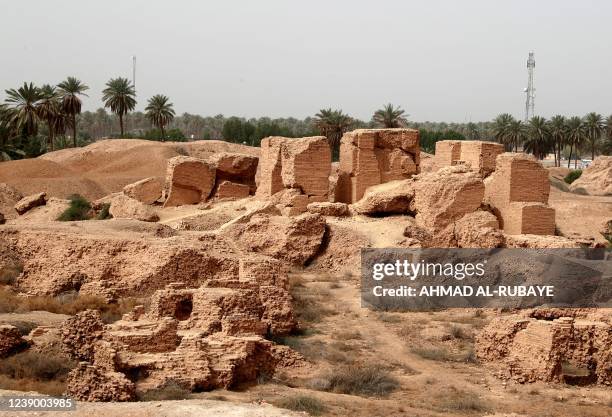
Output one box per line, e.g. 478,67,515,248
137,381,191,401
0,350,76,396
275,395,326,416
411,346,476,363
319,365,400,397
435,388,492,413
0,264,22,286
0,287,145,323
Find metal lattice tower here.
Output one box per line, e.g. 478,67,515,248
524,52,535,122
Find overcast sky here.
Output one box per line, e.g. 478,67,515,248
1,0,610,122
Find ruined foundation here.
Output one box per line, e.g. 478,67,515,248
434,140,504,176
336,128,420,203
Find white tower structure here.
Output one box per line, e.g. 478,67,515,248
524,52,535,122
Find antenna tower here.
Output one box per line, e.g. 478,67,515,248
524,52,535,121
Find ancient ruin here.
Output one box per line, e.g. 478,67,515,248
476,310,611,385
336,128,420,203
484,153,555,235
434,140,504,176
256,136,331,209
163,156,216,207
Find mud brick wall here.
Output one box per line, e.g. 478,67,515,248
337,129,420,203
484,153,555,235
435,140,504,176
256,136,331,201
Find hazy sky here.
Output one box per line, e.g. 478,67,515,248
1,0,611,122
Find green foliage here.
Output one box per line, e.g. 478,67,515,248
145,94,175,140
373,103,407,128
421,129,466,153
57,194,92,221
275,395,326,416
95,203,112,220
102,77,136,136
564,170,582,184
142,128,186,142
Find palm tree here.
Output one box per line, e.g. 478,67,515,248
102,77,136,137
505,120,528,154
604,114,612,156
0,104,25,161
314,108,353,151
524,116,551,159
548,115,567,167
566,116,586,169
36,84,65,151
4,82,42,137
57,77,89,147
465,122,480,140
492,113,515,149
372,104,407,128
583,112,604,160
145,95,175,140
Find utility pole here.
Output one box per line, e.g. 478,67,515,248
524,52,535,122
131,55,136,91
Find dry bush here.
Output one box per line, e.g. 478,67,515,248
3,320,38,336
0,263,22,286
0,375,66,396
449,324,473,341
397,323,423,339
332,330,362,340
411,346,476,363
0,350,76,396
137,381,191,401
436,389,491,413
322,365,399,397
0,287,144,323
275,395,326,416
376,313,402,323
0,350,76,381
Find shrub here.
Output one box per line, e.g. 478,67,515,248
4,321,38,336
411,346,476,363
564,170,582,184
57,194,92,221
275,395,326,416
324,365,399,397
137,381,191,401
95,203,112,220
0,263,22,285
0,351,76,381
449,325,472,340
438,389,491,412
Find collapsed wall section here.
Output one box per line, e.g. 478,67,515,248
256,136,331,210
336,129,420,203
434,140,504,176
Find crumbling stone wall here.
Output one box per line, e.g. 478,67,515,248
336,129,420,203
476,313,611,385
434,140,504,177
163,156,216,207
256,136,331,207
484,153,555,235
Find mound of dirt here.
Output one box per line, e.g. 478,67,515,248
569,156,612,196
0,139,259,201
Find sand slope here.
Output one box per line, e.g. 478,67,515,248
0,139,259,200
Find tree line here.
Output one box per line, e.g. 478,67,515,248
0,77,175,160
1,78,611,163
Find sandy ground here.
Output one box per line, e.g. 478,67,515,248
0,394,301,417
